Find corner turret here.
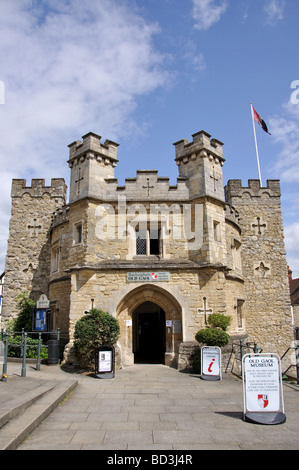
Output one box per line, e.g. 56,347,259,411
68,132,119,203
174,131,225,202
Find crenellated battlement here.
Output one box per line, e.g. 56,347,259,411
173,131,225,203
225,179,281,204
11,178,67,200
51,205,70,229
173,130,225,166
224,203,240,228
68,132,119,169
103,169,189,201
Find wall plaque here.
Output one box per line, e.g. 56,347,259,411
127,272,170,282
37,294,50,308
172,320,182,334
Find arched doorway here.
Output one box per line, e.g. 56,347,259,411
116,284,182,368
133,301,166,364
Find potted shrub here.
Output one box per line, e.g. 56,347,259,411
195,313,231,348
74,308,120,368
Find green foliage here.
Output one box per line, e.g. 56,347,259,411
74,308,120,367
8,335,48,359
195,313,231,348
13,292,36,332
207,313,231,331
195,328,230,347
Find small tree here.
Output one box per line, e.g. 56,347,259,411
74,308,120,367
195,313,231,348
13,292,36,332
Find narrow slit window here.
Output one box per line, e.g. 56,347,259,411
51,243,59,273
74,223,83,244
213,220,221,242
237,299,244,329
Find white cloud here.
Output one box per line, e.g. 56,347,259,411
191,0,228,30
192,52,206,71
269,99,299,182
268,94,299,278
0,0,170,271
0,0,168,148
285,222,299,278
264,0,285,25
191,0,286,29
182,40,206,74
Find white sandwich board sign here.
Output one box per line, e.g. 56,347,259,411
201,346,222,381
242,353,286,425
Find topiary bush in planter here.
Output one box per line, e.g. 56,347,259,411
195,313,231,348
195,328,230,347
74,308,120,368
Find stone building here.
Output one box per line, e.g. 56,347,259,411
0,272,4,327
2,130,294,368
289,267,299,340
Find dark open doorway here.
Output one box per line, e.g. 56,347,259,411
133,302,166,364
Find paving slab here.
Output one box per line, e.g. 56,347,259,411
1,362,298,452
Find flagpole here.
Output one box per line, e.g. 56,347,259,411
250,102,263,187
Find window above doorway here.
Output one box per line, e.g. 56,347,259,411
136,227,161,256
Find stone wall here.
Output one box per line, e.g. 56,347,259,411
225,179,294,361
2,179,67,324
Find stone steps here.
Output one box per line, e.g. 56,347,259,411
0,378,78,450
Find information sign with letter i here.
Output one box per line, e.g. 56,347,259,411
242,353,286,425
201,346,222,381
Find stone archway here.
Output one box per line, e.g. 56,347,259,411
116,284,182,368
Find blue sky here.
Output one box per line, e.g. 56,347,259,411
0,0,299,275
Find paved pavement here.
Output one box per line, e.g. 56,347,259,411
1,361,299,451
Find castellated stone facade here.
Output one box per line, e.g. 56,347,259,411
3,179,67,321
2,131,294,369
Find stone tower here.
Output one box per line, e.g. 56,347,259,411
68,132,119,203
2,178,67,323
173,131,227,266
174,130,225,202
225,179,294,356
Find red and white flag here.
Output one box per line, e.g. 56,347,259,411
252,105,271,135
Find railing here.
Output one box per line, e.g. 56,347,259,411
0,328,61,381
225,339,299,385
280,343,299,384
225,340,263,376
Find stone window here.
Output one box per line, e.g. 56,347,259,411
73,222,83,245
213,220,221,242
51,242,60,273
236,299,245,329
136,227,161,256
232,238,242,272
